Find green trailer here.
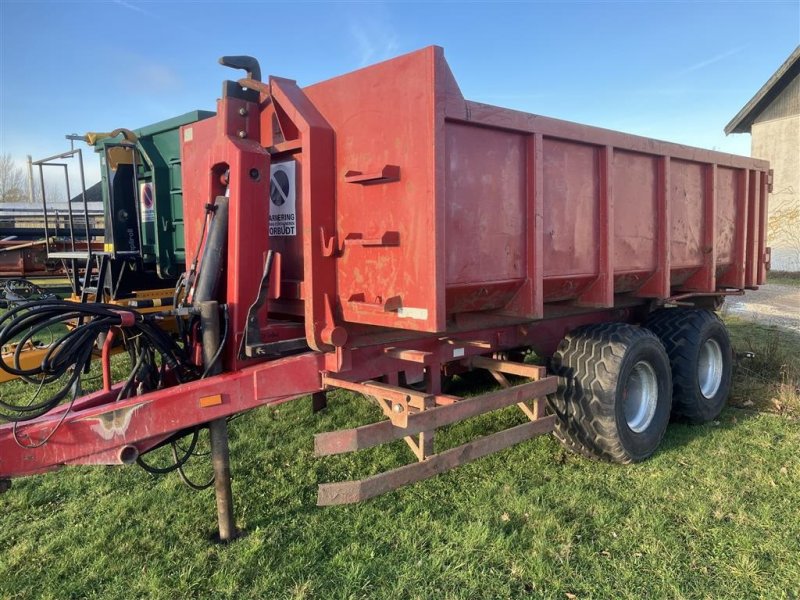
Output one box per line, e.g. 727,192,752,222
94,110,214,282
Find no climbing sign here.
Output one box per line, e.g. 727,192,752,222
269,161,297,237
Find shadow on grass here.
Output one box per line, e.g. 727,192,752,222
724,316,800,416
658,405,760,458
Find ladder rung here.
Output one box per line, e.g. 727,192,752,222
315,377,558,455
466,356,547,379
384,347,436,364
317,416,556,505
48,252,91,259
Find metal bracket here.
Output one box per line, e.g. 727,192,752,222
239,250,274,359
319,228,400,258
244,337,308,359
344,165,400,185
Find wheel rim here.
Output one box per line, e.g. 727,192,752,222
624,360,659,433
698,338,723,399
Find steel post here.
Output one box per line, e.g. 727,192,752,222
209,418,235,542
201,301,236,542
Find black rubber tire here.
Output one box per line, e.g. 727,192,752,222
645,308,733,424
547,323,673,463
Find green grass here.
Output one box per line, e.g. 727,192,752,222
725,316,800,417
1,320,799,599
766,270,800,287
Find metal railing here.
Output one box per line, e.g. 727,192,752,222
28,148,93,261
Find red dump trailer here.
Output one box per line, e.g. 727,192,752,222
0,47,769,539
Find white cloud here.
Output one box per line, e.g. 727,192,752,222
675,46,747,76
132,63,181,93
113,0,156,18
349,20,400,67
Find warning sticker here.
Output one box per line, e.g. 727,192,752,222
140,182,155,223
269,161,296,236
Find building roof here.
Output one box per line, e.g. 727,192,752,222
70,181,102,204
725,45,800,135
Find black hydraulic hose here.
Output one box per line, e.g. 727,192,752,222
0,299,193,422
136,428,200,474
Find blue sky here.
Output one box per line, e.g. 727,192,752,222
1,0,798,186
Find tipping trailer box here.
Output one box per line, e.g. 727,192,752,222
0,47,772,528
183,46,768,348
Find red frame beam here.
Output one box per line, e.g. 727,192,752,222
0,352,324,479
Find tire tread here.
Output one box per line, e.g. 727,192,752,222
645,308,730,423
548,323,668,464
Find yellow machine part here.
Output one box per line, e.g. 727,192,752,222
68,287,178,315
0,344,51,384
84,128,139,170
1,288,179,384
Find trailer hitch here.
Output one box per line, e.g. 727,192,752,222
218,55,261,82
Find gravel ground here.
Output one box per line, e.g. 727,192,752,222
724,283,800,333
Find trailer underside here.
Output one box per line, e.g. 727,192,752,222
0,306,648,503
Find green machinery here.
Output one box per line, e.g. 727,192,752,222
89,110,214,295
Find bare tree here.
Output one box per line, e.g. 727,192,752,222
768,191,800,270
0,153,28,203
32,176,65,204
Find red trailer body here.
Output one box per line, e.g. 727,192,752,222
0,47,770,525
181,46,767,352
308,47,767,321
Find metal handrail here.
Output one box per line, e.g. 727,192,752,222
28,147,93,260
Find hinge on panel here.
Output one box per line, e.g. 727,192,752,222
320,228,400,257
767,169,774,193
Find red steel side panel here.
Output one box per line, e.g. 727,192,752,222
265,47,770,339
303,47,444,332
542,139,600,278
437,77,768,322
669,160,706,271
613,151,658,276
444,123,527,313
716,167,738,266
295,47,770,339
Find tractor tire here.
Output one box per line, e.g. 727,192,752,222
548,323,672,463
645,308,732,424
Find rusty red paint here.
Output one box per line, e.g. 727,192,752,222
0,352,325,478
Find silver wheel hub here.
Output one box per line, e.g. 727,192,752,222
624,360,659,433
698,338,723,399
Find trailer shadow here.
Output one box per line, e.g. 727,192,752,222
657,405,761,456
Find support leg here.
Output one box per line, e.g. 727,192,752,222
209,418,236,542
201,301,238,542
312,391,328,413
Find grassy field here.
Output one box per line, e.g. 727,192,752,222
766,270,800,287
1,317,799,599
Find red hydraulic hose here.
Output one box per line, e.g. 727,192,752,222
101,328,116,392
